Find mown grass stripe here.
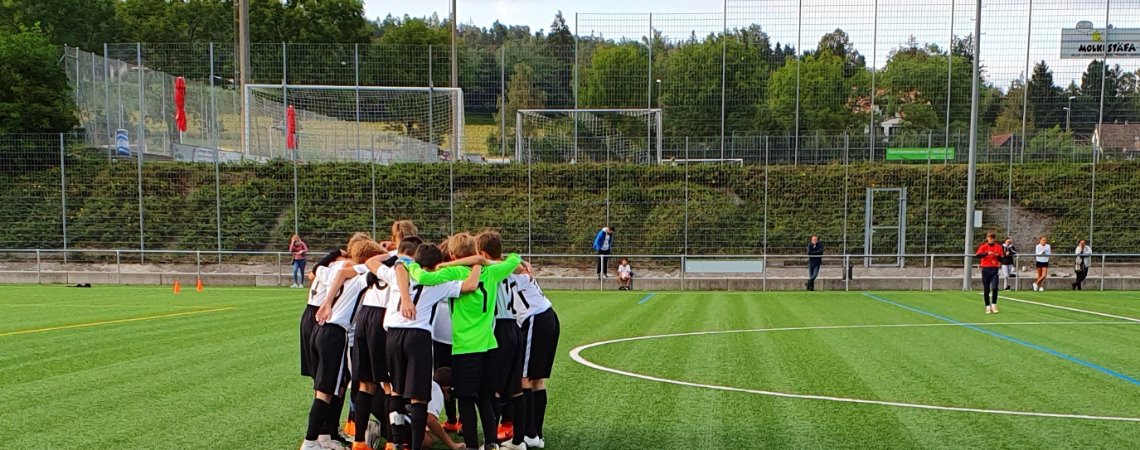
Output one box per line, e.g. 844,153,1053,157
637,292,657,304
0,307,237,338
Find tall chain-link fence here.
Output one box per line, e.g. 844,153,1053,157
4,0,1139,271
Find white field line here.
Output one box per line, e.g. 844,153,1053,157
569,322,1140,423
999,296,1140,323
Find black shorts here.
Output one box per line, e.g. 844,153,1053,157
300,304,319,377
433,340,453,370
450,352,486,399
311,324,350,395
521,309,560,380
486,319,524,398
1036,262,1050,268
354,306,390,384
386,327,434,401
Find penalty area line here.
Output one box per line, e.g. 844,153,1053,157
999,295,1140,323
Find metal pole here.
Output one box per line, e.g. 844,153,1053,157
573,14,580,163
1007,135,1014,236
238,0,250,153
516,112,523,161
843,133,850,257
428,46,434,149
527,145,533,255
763,136,769,266
1099,254,1105,291
36,250,41,284
929,254,935,291
116,250,122,285
371,138,377,237
1019,0,1033,167
136,43,146,262
211,43,222,261
720,0,728,160
648,13,654,164
1091,1,1109,243
795,0,802,163
944,0,955,160
103,44,112,147
449,0,459,158
500,47,507,157
962,0,982,290
59,134,68,262
869,0,879,162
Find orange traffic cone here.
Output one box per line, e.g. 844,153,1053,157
173,280,181,294
196,278,203,292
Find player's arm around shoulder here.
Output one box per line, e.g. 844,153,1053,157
484,253,522,281
405,261,469,285
316,265,355,324
460,265,482,293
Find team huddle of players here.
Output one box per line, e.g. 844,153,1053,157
298,221,561,450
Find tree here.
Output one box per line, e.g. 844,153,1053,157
767,52,864,133
0,29,77,133
504,62,547,126
1026,61,1062,129
879,42,973,129
547,11,573,49
0,0,118,51
581,44,649,108
993,80,1033,134
815,28,865,77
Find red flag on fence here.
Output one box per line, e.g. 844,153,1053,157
286,105,297,150
174,77,187,132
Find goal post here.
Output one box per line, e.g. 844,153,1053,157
515,108,663,164
243,84,464,162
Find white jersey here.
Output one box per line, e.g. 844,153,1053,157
1036,244,1052,263
509,274,552,324
327,264,371,330
432,301,453,344
362,256,398,308
427,382,445,419
383,280,462,332
308,260,347,307
495,277,516,320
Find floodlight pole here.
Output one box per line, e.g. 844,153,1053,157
450,0,459,158
962,0,982,290
237,0,250,154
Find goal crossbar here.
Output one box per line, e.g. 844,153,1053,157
515,108,663,163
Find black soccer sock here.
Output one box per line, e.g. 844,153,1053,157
509,394,527,445
325,394,346,437
409,402,428,450
458,397,479,449
374,391,391,442
477,395,497,446
306,398,331,441
390,396,408,445
501,397,513,424
492,396,503,424
522,388,536,438
353,390,373,442
533,389,548,438
444,393,458,424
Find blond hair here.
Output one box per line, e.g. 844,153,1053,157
391,220,418,244
347,238,384,264
445,232,478,259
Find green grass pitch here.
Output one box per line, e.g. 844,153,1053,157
1,285,1139,448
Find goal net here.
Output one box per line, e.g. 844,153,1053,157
244,84,464,162
515,109,662,164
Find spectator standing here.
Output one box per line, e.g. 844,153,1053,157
289,234,309,288
1000,237,1017,290
593,226,614,277
806,235,824,291
975,231,1004,314
1033,236,1051,291
1072,239,1092,291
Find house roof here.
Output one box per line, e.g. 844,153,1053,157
1095,123,1140,151
990,133,1014,148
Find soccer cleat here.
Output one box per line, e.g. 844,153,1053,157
992,306,999,313
522,436,544,449
500,441,527,450
1032,282,1038,291
302,440,325,450
985,306,992,314
497,422,514,442
318,435,349,450
351,443,373,450
443,421,462,433
344,419,357,438
483,444,500,450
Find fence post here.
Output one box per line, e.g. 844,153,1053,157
277,252,283,287
36,250,41,284
59,133,68,263
680,256,686,291
929,254,935,291
136,42,146,263
196,251,201,281
1099,254,1105,291
210,42,223,265
116,250,122,285
844,255,850,291
762,254,768,291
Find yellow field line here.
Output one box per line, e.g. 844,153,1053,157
0,303,224,309
0,307,238,338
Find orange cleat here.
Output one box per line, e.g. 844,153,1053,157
497,422,514,442
383,443,396,450
351,442,373,450
442,421,461,433
343,419,356,437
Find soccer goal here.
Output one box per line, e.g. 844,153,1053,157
515,109,663,164
243,84,464,162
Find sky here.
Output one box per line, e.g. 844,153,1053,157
363,0,1140,89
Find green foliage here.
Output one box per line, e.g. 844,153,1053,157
581,44,649,108
0,30,77,136
767,52,865,133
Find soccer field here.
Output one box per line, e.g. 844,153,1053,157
2,286,1139,449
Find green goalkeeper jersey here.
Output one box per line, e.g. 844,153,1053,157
405,253,521,355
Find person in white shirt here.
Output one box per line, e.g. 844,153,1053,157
368,368,465,450
509,269,560,449
301,238,385,450
1072,239,1092,291
616,258,633,291
1033,236,1051,291
385,242,481,450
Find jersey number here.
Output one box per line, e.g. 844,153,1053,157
411,285,425,305
477,282,489,313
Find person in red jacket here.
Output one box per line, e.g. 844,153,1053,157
975,231,1005,314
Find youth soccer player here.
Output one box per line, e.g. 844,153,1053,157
480,232,527,449
432,241,461,433
302,249,347,379
405,232,522,450
302,238,384,450
385,243,481,450
510,267,560,449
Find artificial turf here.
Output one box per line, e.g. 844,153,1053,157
0,285,1138,449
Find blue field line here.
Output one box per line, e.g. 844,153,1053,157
637,293,657,304
862,292,1140,387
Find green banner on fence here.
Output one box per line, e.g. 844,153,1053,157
885,147,955,161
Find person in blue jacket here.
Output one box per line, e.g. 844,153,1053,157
593,226,614,277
